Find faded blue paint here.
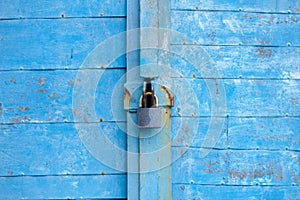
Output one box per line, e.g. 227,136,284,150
0,0,127,199
1,0,300,199
0,0,126,18
0,19,126,70
170,0,300,199
126,0,140,199
171,11,300,46
171,0,300,13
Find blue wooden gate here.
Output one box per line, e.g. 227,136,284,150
0,0,299,199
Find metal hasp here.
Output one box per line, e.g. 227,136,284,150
137,81,161,128
125,0,172,199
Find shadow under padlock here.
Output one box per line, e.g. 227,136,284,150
137,80,161,128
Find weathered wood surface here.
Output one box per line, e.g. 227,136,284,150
172,78,300,117
171,46,300,79
170,0,300,199
173,185,300,200
172,148,299,186
171,0,300,13
0,122,126,176
171,11,300,46
0,0,126,18
0,174,126,199
0,1,127,199
0,69,125,123
0,18,126,70
1,73,298,124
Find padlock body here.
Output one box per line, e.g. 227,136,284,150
137,107,161,128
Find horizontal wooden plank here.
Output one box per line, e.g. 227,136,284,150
172,148,227,185
0,0,126,18
171,11,300,46
0,122,126,176
0,18,126,70
0,69,125,123
227,150,300,186
171,46,300,79
172,79,300,117
263,186,300,199
172,148,300,186
171,117,227,149
1,72,299,123
171,0,300,13
228,117,300,150
173,185,300,200
0,174,126,199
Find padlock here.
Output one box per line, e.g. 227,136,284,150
137,81,161,128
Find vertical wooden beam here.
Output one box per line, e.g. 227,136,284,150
127,0,140,199
139,0,171,199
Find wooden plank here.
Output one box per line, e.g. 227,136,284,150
0,18,126,70
171,0,300,13
0,174,126,199
0,0,126,18
262,186,300,199
171,11,300,46
0,122,126,176
171,79,300,117
228,117,300,150
2,74,299,123
227,150,300,186
126,0,140,199
171,46,300,79
139,0,159,78
171,117,227,149
172,148,227,185
173,185,300,200
0,69,125,123
173,185,263,200
172,148,300,186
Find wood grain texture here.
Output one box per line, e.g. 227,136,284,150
0,0,126,18
172,148,228,185
227,150,300,186
0,122,126,176
171,0,300,13
171,46,300,79
228,117,300,150
1,73,299,123
172,148,300,186
172,79,300,117
171,117,227,149
173,185,300,200
171,11,300,46
0,174,126,199
0,69,125,124
0,18,126,70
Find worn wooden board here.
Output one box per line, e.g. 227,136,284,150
171,0,300,13
172,79,300,117
0,18,126,70
172,148,228,185
173,185,300,200
171,11,300,46
0,0,126,18
171,46,300,79
0,122,126,176
227,150,300,186
1,73,298,124
172,148,299,186
171,117,227,149
0,69,125,123
228,117,300,151
0,174,126,199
